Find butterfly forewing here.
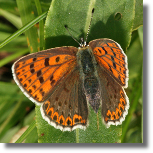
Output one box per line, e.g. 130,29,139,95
89,39,128,87
12,47,78,105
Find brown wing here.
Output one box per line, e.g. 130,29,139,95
41,69,88,131
97,65,129,127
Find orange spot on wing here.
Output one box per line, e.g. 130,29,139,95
103,57,114,67
107,110,111,116
65,116,72,126
58,115,65,125
107,42,117,48
105,117,108,122
72,114,86,125
46,107,54,118
49,55,75,65
53,112,59,122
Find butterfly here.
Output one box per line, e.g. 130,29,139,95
12,9,129,131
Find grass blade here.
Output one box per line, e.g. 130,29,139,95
34,0,45,51
15,120,36,143
0,11,47,49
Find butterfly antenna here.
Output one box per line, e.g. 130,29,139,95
64,25,81,46
85,8,94,43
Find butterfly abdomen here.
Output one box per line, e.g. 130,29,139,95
77,47,101,113
84,76,100,113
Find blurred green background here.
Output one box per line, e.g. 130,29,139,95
0,0,143,143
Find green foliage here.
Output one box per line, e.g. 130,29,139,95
0,0,143,143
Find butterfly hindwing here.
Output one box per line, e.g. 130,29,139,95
41,69,88,131
97,65,129,127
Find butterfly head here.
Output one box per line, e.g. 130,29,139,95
79,37,88,48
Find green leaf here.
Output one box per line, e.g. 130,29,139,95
36,0,135,143
45,0,135,51
133,0,143,31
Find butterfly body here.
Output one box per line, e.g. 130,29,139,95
77,46,101,113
